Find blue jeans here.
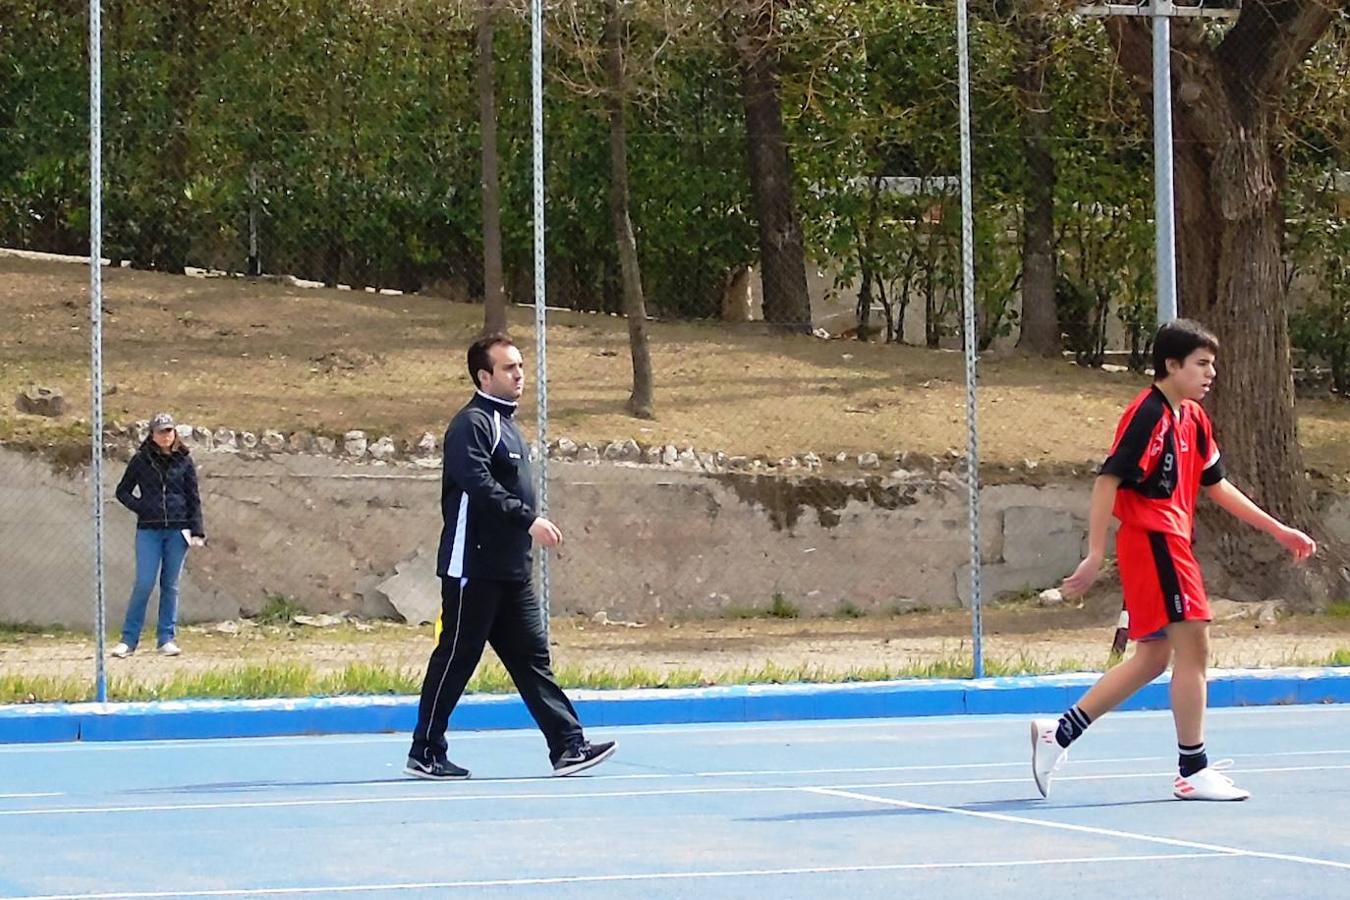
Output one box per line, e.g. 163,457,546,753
121,528,189,649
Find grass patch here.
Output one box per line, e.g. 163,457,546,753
256,594,305,626
768,593,800,619
0,674,95,703
721,593,802,620
0,662,426,704
890,602,931,617
723,606,766,620
835,600,865,619
1326,600,1350,619
1274,647,1350,668
6,649,1349,705
0,622,69,643
992,588,1041,608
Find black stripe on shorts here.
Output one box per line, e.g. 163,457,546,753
1147,532,1187,624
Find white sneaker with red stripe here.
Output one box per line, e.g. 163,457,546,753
1173,762,1250,801
1030,718,1067,798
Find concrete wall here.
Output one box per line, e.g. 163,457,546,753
5,445,1348,630
0,449,237,630
541,467,1090,619
3,446,1096,629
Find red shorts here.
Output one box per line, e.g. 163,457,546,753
1117,527,1210,641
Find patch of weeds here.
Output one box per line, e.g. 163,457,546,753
995,588,1042,607
835,600,865,619
889,602,930,617
768,593,800,619
0,622,68,644
256,594,304,626
724,605,766,620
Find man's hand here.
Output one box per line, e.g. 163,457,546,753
529,517,563,548
1275,525,1316,562
1062,554,1104,598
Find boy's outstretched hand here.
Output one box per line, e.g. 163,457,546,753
1062,554,1103,598
1276,525,1317,562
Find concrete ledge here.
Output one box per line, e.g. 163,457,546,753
1,667,1347,744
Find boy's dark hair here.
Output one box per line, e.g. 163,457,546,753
1153,319,1219,381
467,333,516,388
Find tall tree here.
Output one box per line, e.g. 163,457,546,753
553,0,683,416
144,0,209,273
478,0,508,335
733,0,813,333
1104,4,1341,583
1009,0,1060,356
604,0,656,417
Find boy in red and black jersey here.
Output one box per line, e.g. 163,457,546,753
1030,320,1316,802
1101,377,1224,639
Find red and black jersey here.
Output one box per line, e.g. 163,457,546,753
1100,385,1225,538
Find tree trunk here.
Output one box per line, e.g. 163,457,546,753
1106,10,1339,593
146,0,205,274
924,256,941,348
605,0,655,419
1011,4,1059,356
736,0,813,334
478,0,508,335
854,176,884,342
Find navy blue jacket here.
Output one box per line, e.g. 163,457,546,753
436,391,537,582
115,440,205,536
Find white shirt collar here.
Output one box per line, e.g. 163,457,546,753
475,389,518,409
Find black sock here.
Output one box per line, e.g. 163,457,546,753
1179,742,1208,777
1055,705,1092,749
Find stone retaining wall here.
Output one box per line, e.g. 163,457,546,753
4,430,1347,630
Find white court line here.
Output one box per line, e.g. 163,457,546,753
0,852,1234,899
2,701,1346,754
807,786,1350,872
7,749,1348,807
546,748,1350,782
5,750,1345,805
3,763,1349,818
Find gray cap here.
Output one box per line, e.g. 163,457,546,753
149,412,176,432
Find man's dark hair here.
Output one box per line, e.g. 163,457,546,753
1153,319,1219,381
467,333,516,388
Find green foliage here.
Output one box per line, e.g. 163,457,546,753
6,640,1350,702
0,654,1108,703
1049,21,1154,369
1288,180,1350,395
1,0,1345,359
0,622,66,643
1285,22,1350,394
0,2,89,254
835,599,865,619
257,594,304,626
768,593,801,619
791,1,970,345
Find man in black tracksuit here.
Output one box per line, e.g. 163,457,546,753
405,333,616,780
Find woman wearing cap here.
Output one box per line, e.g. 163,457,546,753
110,413,206,658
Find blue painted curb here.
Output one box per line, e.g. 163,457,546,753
1,667,1347,745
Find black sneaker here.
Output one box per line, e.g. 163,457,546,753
404,755,470,781
551,740,617,777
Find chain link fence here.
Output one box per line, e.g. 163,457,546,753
2,1,1347,703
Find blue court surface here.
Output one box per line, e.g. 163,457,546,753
2,705,1348,899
